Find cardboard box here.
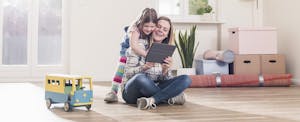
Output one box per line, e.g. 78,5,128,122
228,27,277,54
261,54,286,74
195,59,229,75
230,55,260,74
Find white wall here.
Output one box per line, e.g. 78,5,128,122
69,0,259,81
69,0,155,81
263,0,300,84
219,0,260,50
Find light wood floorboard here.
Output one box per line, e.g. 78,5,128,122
1,82,300,122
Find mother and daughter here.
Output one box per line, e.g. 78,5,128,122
104,8,192,110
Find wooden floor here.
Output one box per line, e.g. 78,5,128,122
1,82,300,122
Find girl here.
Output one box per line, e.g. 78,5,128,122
104,8,157,103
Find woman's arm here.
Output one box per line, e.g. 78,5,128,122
128,27,147,57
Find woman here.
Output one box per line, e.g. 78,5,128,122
121,16,192,110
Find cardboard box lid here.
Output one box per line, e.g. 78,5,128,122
228,27,276,32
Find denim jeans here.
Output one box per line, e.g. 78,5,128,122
122,73,192,104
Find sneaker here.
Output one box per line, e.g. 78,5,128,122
168,92,186,105
137,97,156,110
104,91,118,103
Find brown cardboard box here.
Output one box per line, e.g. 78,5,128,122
261,54,286,74
230,54,261,74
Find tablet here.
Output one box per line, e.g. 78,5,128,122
145,43,176,63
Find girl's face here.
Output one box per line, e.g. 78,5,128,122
152,20,170,43
142,22,156,35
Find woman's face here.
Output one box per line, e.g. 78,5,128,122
152,20,170,43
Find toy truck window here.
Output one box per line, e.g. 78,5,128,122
82,78,91,90
74,79,80,87
65,79,72,86
48,79,51,84
56,80,60,86
74,79,81,90
52,80,56,85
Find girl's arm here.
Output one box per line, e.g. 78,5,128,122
124,53,144,78
128,27,147,57
124,41,151,79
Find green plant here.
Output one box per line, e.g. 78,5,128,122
204,5,212,13
175,25,199,68
196,5,213,15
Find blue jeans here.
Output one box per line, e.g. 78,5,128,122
122,73,192,104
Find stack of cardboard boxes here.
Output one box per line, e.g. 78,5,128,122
228,27,286,74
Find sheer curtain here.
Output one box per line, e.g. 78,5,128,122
1,0,62,65
38,0,62,65
2,0,28,65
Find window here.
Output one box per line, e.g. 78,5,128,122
74,79,80,86
56,80,60,85
51,80,56,85
1,0,62,65
2,0,28,64
0,0,66,81
38,0,62,65
82,78,91,90
65,79,71,86
157,0,217,22
158,0,181,15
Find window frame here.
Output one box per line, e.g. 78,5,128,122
0,0,68,82
155,0,219,23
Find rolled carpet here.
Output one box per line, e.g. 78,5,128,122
189,74,292,88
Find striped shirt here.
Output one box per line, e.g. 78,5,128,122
121,39,174,92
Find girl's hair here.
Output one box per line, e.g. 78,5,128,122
157,16,174,45
135,8,158,39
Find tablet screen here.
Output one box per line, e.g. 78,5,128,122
145,43,176,63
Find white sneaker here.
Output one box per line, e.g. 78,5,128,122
168,92,186,105
137,97,156,110
104,91,118,103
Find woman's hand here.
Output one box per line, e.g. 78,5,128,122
162,57,172,75
142,62,154,71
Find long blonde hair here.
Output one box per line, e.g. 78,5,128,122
149,16,174,48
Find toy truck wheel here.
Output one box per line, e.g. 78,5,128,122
64,102,72,112
86,105,91,111
46,99,52,109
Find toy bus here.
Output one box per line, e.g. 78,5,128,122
45,74,93,112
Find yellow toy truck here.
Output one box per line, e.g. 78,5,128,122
45,74,93,112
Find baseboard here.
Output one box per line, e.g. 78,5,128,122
0,78,44,82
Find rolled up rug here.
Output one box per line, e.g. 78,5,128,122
263,74,292,87
189,75,216,87
189,74,292,88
